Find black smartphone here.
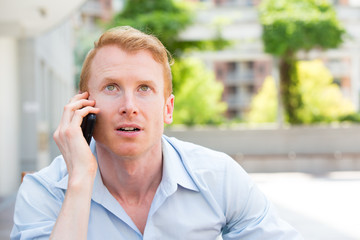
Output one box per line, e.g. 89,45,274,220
81,113,97,145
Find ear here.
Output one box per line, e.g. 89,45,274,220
164,94,174,124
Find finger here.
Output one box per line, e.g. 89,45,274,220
60,92,89,125
61,99,96,126
70,106,100,130
54,106,100,150
68,92,89,103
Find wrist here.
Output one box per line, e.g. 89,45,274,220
67,168,97,192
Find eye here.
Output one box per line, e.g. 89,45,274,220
139,85,150,92
105,84,117,91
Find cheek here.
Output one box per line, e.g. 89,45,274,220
93,93,119,112
94,99,118,125
145,104,165,123
92,104,113,140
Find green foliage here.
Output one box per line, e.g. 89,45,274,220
247,60,355,124
259,0,346,56
120,0,181,17
108,0,229,57
296,60,354,123
171,58,227,125
258,0,346,124
339,113,360,123
109,0,192,57
247,76,278,123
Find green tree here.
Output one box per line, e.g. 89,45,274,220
258,0,346,124
109,0,192,57
247,60,354,124
296,60,354,123
171,58,227,125
247,76,278,123
108,0,229,56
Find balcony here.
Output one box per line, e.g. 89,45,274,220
225,71,255,86
225,92,253,109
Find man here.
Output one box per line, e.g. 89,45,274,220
11,26,302,239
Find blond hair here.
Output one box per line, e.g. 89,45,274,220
80,26,173,97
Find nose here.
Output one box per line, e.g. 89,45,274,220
119,92,138,117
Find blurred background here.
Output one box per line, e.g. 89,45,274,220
1,0,360,239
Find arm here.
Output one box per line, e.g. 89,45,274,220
221,160,303,240
50,92,100,240
49,173,95,240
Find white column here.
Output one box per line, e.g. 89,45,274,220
351,46,360,111
0,37,20,196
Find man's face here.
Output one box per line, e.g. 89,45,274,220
87,45,174,159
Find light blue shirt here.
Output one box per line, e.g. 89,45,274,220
11,135,302,239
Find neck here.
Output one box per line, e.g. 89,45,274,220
95,141,163,204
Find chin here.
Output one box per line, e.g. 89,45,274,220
109,141,144,158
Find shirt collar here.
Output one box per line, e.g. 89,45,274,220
161,136,199,192
54,136,199,194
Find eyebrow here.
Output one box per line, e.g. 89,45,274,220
101,77,159,87
137,79,158,86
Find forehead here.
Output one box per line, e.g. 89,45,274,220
89,45,164,86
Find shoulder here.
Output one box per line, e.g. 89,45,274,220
164,135,245,175
11,156,68,239
23,155,68,189
163,135,254,215
163,135,253,196
18,155,68,207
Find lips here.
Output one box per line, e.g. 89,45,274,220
116,124,142,133
118,127,140,132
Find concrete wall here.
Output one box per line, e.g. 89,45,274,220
165,124,360,173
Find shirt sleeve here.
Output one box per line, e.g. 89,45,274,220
10,173,64,240
221,159,303,240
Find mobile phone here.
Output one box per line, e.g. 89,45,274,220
81,113,97,145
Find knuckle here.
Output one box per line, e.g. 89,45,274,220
73,109,82,118
64,105,71,112
64,128,74,138
75,108,87,117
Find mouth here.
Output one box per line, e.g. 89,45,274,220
117,127,141,132
116,123,143,134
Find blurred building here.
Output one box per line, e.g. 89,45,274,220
0,0,86,196
75,0,123,29
180,0,360,119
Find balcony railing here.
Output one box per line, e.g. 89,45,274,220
225,71,255,85
225,93,253,108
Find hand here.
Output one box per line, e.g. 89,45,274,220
53,92,100,185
